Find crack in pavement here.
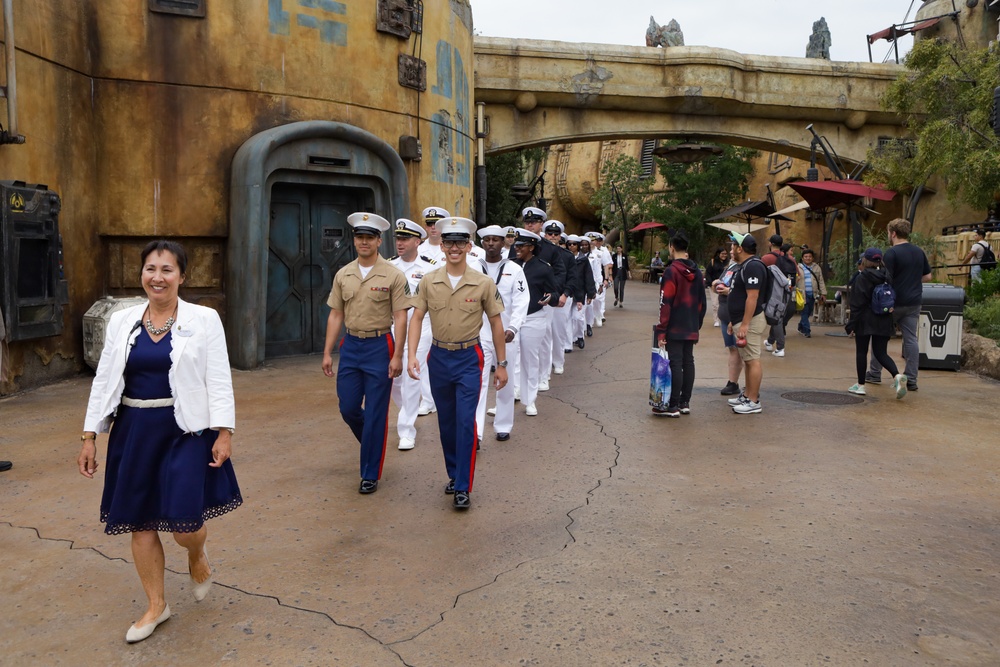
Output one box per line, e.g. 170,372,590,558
1,521,416,667
385,386,622,649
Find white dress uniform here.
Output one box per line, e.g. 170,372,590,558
466,242,486,266
593,235,613,322
473,229,529,439
585,246,603,329
418,206,450,266
417,240,446,264
389,219,439,448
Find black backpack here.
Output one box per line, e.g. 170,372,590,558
977,241,997,271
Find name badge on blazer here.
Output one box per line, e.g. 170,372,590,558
175,324,194,337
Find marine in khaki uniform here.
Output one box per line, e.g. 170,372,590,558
406,217,506,510
322,213,410,494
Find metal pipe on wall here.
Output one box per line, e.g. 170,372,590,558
475,102,486,227
2,0,24,144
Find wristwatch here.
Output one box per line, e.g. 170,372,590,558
497,360,509,368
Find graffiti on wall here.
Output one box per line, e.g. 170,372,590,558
269,0,348,46
431,40,471,187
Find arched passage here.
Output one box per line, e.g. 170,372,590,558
226,121,408,369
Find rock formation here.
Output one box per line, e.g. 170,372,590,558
806,17,832,59
646,16,685,48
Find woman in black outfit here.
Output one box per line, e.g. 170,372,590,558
845,247,907,399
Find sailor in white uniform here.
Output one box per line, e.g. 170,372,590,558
389,218,439,446
417,206,449,264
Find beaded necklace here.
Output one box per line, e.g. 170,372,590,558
144,306,176,336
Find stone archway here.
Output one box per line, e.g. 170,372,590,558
226,121,408,369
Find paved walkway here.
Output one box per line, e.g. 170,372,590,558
2,282,999,666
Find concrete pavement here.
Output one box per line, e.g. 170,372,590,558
2,281,999,666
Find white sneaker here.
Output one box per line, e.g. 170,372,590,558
398,438,415,450
893,374,908,399
486,407,497,416
538,380,550,392
713,321,720,327
848,383,866,396
732,398,762,414
772,348,785,357
417,404,436,416
727,392,746,406
553,366,564,375
764,341,773,351
525,403,538,416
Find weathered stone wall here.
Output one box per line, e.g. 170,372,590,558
0,0,474,393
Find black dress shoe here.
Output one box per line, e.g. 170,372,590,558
576,338,585,349
359,479,378,494
453,491,471,509
476,438,481,451
586,325,593,337
444,479,455,494
565,348,572,354
495,432,510,441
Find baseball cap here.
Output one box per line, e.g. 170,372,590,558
863,247,883,262
730,231,757,251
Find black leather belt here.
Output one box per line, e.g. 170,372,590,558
432,337,480,351
346,328,389,339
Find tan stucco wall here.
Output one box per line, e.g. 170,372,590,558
0,0,474,393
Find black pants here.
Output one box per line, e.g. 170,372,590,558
666,339,695,407
613,274,626,303
855,334,898,384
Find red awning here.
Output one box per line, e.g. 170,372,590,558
629,222,665,232
786,180,896,210
868,16,944,44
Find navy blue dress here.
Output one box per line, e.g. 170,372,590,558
100,328,242,535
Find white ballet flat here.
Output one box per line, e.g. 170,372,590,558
191,548,213,602
125,604,170,643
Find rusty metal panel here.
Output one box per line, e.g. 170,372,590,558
148,0,206,18
376,0,417,39
398,54,426,91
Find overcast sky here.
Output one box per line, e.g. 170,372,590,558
471,0,922,64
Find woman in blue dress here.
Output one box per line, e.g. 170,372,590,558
79,241,242,643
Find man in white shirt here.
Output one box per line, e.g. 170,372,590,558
389,218,440,448
474,226,529,442
417,206,449,264
588,232,613,324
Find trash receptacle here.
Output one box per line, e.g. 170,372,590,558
918,283,965,371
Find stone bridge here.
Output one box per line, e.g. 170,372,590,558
474,38,905,164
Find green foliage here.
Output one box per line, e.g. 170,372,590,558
828,227,940,287
966,264,1000,303
590,154,655,231
648,144,759,261
866,40,1000,212
964,296,1000,343
485,148,546,226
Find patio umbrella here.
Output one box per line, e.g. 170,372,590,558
704,200,791,234
629,221,665,256
786,180,895,210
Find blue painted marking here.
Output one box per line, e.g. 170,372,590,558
453,47,471,187
298,0,346,14
431,112,453,185
432,40,452,99
269,0,290,35
320,20,348,45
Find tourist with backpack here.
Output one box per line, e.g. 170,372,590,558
845,248,907,399
961,228,996,283
726,232,768,414
762,235,799,357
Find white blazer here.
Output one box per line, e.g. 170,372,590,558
84,298,235,434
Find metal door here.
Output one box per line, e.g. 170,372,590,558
266,184,368,357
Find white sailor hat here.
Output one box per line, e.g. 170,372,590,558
560,233,568,243
394,218,427,239
348,212,390,236
439,217,477,240
566,234,583,244
477,224,507,239
522,207,547,223
543,220,565,235
513,229,541,245
585,231,603,240
505,225,518,237
422,206,451,222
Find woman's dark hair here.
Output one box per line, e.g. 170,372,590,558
140,240,188,275
711,246,727,263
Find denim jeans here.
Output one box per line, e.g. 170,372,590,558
798,293,815,334
869,304,920,383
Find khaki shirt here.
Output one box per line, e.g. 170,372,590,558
327,255,410,331
413,265,504,343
